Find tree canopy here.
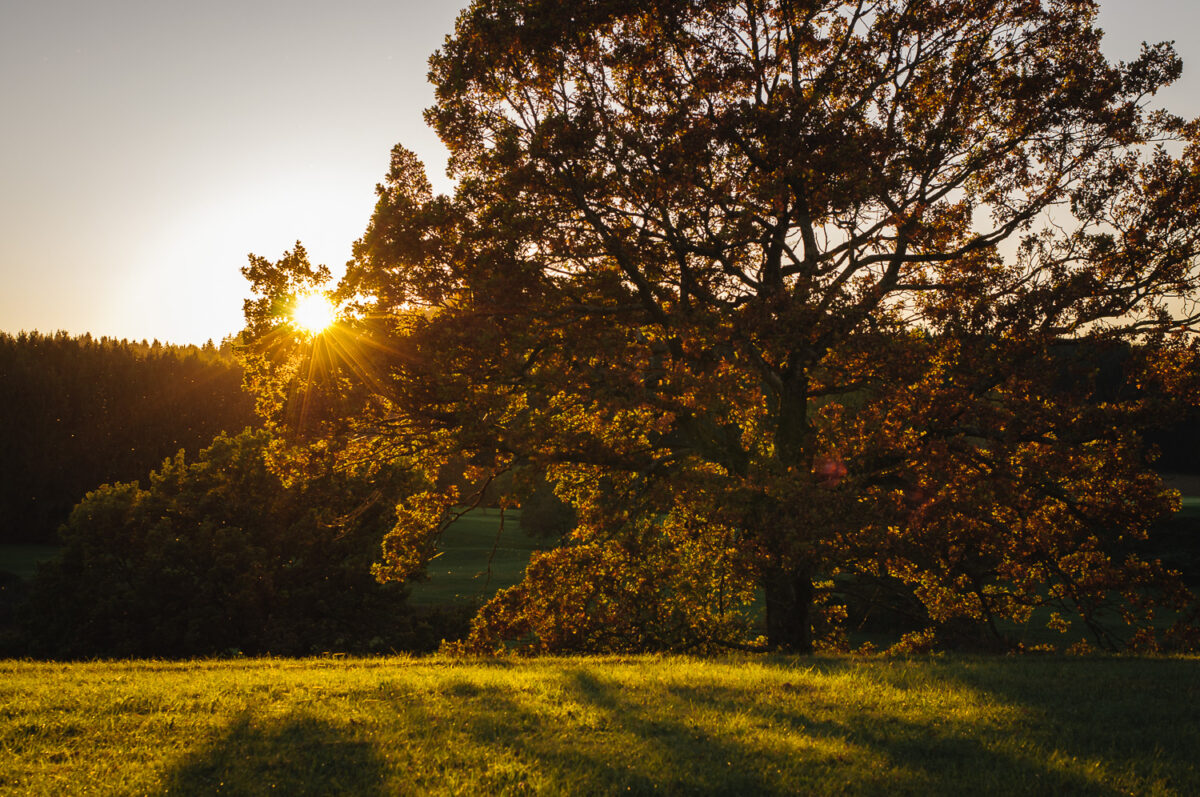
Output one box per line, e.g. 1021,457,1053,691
243,0,1200,653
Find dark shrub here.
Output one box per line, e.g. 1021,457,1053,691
22,429,444,658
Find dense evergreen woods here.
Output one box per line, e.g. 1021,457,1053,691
0,331,255,544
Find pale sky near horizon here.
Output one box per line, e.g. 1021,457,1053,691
1,1,1198,345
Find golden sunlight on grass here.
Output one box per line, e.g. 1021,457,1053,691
291,292,337,335
2,656,1198,794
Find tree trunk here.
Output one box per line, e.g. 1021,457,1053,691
763,564,815,653
763,363,818,653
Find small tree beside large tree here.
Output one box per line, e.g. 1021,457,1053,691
244,0,1200,653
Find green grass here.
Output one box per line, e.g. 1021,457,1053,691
1178,496,1200,518
0,655,1197,795
407,508,545,607
0,546,60,581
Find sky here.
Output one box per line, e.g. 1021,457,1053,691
1,1,1198,345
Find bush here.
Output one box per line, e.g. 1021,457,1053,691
21,430,445,658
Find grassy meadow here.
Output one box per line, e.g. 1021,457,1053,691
407,508,543,607
0,546,60,582
2,655,1198,795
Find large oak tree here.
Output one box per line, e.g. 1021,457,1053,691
244,0,1200,653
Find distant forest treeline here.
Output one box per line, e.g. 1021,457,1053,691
0,331,256,543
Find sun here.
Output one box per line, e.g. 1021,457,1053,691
291,292,337,335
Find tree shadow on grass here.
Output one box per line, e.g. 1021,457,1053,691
460,662,1128,795
561,667,1120,795
154,658,1190,795
380,667,1028,794
672,678,1124,794
158,713,387,796
925,656,1200,793
560,668,785,794
381,672,788,794
376,676,668,794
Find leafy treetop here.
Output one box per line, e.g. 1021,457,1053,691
244,0,1200,653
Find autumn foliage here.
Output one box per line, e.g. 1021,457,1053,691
243,0,1200,653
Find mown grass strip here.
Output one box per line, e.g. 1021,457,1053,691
1,655,1197,795
0,546,60,582
407,508,543,607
